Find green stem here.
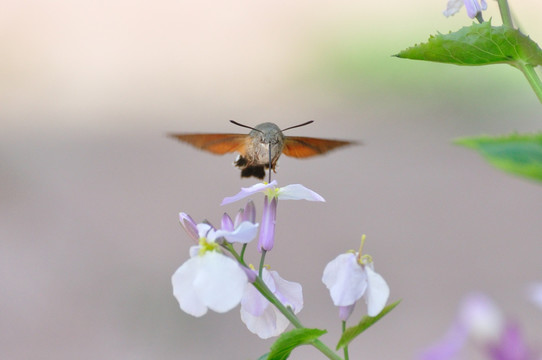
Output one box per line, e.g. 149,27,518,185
517,64,542,104
240,243,247,262
224,246,342,359
494,0,542,103
341,321,349,360
252,277,343,360
258,250,267,277
496,0,513,27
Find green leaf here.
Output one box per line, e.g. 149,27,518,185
257,353,269,360
267,328,327,360
337,300,401,350
395,21,542,67
455,133,542,182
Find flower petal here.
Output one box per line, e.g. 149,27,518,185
527,282,542,309
221,181,277,205
196,223,213,239
193,252,248,313
240,304,289,339
241,280,269,317
419,321,468,360
172,257,208,317
188,245,200,258
270,270,303,313
322,253,367,306
277,184,325,202
214,221,259,244
364,265,390,316
464,0,480,19
443,0,463,17
488,323,531,360
458,293,503,342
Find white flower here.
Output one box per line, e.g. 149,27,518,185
322,250,389,318
172,221,258,317
172,251,248,317
240,268,303,339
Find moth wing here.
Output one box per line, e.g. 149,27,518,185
282,136,355,158
169,133,248,155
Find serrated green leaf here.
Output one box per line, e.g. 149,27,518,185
395,21,542,67
337,300,401,350
267,328,327,360
455,133,542,182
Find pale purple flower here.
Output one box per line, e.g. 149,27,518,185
458,293,503,343
526,283,542,310
419,293,535,360
222,181,324,251
443,0,487,19
221,180,325,205
240,268,303,339
488,323,533,360
322,245,390,318
419,321,468,360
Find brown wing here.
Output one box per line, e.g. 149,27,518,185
169,133,248,155
282,136,355,158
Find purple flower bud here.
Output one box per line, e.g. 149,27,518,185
234,209,245,228
243,200,256,223
221,213,234,232
258,196,277,252
179,212,199,241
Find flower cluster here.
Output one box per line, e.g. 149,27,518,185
171,180,392,350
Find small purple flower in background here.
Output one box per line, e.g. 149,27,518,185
322,236,390,319
222,181,325,251
240,267,303,339
443,0,487,19
172,205,259,317
419,293,535,360
526,283,542,310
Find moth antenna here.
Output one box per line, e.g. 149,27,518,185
281,120,314,132
230,120,264,134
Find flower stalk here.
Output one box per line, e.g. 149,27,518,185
495,0,542,103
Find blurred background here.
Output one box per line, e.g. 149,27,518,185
1,1,541,359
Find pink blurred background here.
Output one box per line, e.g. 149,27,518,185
2,1,542,359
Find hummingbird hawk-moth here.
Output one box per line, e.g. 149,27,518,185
169,121,355,179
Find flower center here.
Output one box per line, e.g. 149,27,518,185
198,236,219,255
